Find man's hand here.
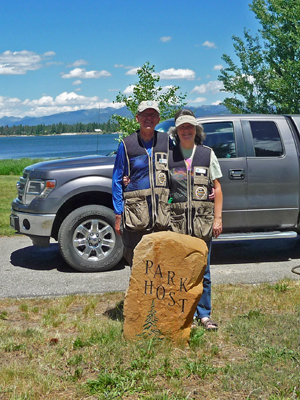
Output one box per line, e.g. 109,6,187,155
115,214,122,236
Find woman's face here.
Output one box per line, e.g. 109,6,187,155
177,123,196,149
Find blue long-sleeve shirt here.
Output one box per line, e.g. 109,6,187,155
112,139,153,215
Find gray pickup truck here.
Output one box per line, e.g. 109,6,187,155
10,114,300,272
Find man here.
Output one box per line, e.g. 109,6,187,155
112,100,170,266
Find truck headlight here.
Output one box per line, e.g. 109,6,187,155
25,179,56,202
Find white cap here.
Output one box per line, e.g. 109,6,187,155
138,100,160,114
175,115,197,127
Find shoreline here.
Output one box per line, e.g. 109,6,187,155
0,132,120,138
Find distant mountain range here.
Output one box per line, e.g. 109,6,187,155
0,105,230,127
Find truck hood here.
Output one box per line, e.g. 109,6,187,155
24,155,115,180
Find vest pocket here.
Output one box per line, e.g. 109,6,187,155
156,200,170,229
123,196,150,230
170,203,186,234
193,202,214,241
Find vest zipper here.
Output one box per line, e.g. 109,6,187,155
148,145,156,228
186,166,192,235
187,145,196,236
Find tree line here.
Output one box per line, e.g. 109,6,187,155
0,120,120,136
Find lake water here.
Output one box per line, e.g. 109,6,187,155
0,134,120,160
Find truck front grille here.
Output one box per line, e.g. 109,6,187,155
17,170,30,203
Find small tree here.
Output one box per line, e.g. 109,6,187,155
111,62,187,137
218,0,300,114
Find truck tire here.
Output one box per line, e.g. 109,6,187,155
58,205,123,272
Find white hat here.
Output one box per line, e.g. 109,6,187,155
175,115,198,127
138,100,160,114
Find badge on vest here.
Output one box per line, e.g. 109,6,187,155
194,185,207,200
157,171,167,186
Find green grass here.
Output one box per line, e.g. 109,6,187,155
0,158,44,176
0,283,299,399
0,159,44,236
0,175,18,236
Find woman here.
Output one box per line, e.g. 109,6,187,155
168,109,223,330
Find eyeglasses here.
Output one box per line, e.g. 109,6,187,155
138,112,159,119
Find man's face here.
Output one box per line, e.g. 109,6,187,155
136,109,160,132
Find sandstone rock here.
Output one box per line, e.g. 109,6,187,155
123,231,208,344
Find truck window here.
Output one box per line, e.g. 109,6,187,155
249,121,283,157
202,122,236,158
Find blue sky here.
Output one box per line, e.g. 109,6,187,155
0,0,260,118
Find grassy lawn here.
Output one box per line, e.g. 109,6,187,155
1,159,299,399
0,282,299,399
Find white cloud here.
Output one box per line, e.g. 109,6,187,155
0,92,122,118
123,85,135,95
115,64,136,70
44,51,56,57
212,100,222,105
191,80,223,94
202,41,217,49
72,80,82,85
62,68,111,79
0,50,44,75
0,95,23,117
122,84,185,97
67,59,88,67
159,68,195,80
213,65,224,70
45,61,63,67
125,67,139,75
125,66,194,81
55,92,98,105
0,50,57,75
160,36,172,43
27,96,55,106
0,96,21,107
188,97,207,104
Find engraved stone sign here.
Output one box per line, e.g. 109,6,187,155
123,231,208,344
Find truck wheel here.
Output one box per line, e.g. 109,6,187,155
58,205,123,272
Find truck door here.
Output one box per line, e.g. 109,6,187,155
241,117,299,230
201,119,248,232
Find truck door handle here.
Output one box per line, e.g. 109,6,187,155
229,169,245,180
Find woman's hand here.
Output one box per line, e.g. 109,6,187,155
212,179,223,238
209,187,215,201
213,216,222,238
123,176,130,186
